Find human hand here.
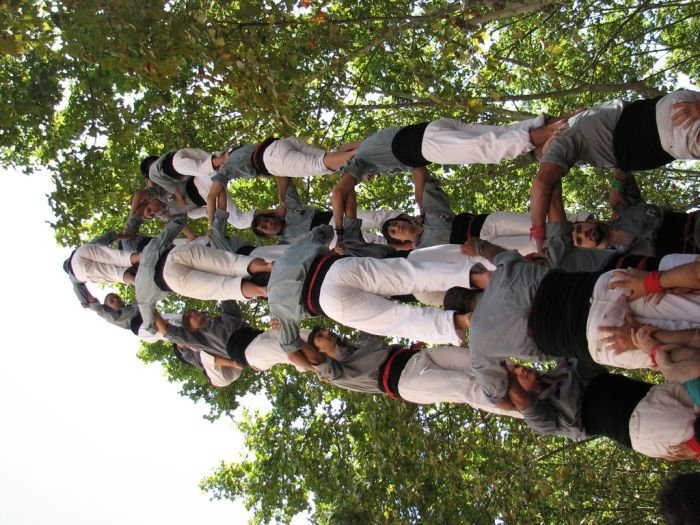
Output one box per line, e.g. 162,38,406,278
630,324,660,355
461,239,478,256
600,316,642,354
609,269,647,301
541,122,567,156
671,101,700,129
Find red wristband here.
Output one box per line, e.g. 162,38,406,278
643,271,663,294
530,225,546,241
685,436,700,455
649,343,663,367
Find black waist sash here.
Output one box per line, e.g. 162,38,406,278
310,210,333,230
129,313,144,335
302,254,346,316
154,246,175,292
613,97,674,171
529,271,602,361
656,210,694,256
377,347,419,399
250,137,278,176
391,122,431,168
581,373,652,449
226,326,264,367
449,213,489,244
236,245,256,256
603,254,660,272
185,177,206,206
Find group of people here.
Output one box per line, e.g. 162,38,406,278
64,87,700,463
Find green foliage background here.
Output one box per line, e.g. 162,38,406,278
2,0,699,523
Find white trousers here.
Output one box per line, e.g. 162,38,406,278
407,245,493,306
656,89,700,160
192,174,255,229
398,346,521,418
629,382,695,458
245,329,310,373
319,257,476,345
587,269,700,368
263,137,331,178
72,244,134,284
162,243,254,302
421,115,544,165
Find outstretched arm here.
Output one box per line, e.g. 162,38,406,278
530,163,565,252
331,173,357,236
207,180,227,226
411,167,428,215
461,238,506,264
610,257,700,300
276,176,291,206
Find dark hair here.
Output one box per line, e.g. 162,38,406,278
381,216,414,245
307,326,324,351
251,213,282,238
139,155,159,179
443,286,481,313
659,471,700,525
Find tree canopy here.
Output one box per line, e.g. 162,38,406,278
3,0,699,523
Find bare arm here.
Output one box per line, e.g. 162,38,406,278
610,257,700,300
411,167,428,215
530,163,565,252
181,224,197,241
213,356,243,370
546,179,566,223
461,238,506,264
207,180,226,225
288,349,317,371
276,176,291,206
152,310,168,336
331,173,357,229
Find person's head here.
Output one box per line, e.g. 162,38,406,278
571,220,606,249
104,293,125,310
381,216,422,246
505,363,541,394
443,286,481,314
308,327,338,354
140,156,159,180
182,310,208,331
659,471,700,525
142,198,167,219
252,214,285,237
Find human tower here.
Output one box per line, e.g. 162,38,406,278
65,89,700,461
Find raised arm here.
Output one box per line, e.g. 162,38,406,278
530,163,565,252
276,176,291,206
331,173,357,238
411,167,429,215
207,180,227,226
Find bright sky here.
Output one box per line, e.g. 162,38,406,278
0,171,253,524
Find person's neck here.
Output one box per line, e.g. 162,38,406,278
470,271,491,290
604,225,635,248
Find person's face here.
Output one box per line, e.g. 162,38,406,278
104,293,125,310
143,199,166,219
506,364,539,392
572,221,603,248
184,311,208,331
311,329,338,354
386,219,420,242
257,216,284,236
